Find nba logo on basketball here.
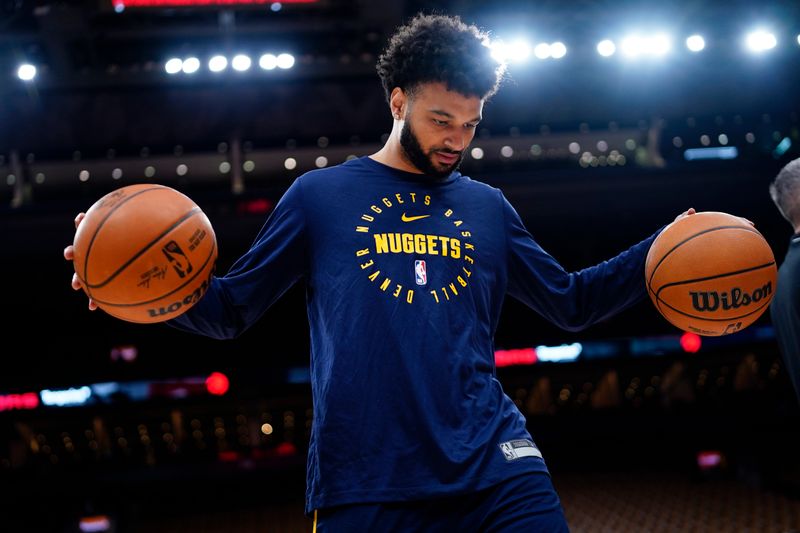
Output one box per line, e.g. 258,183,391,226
414,260,427,285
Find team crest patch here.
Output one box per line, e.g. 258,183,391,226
415,260,427,285
499,439,543,461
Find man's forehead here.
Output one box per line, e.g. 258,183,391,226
412,82,483,117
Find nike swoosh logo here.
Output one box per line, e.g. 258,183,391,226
401,213,430,222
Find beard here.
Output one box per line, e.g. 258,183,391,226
399,121,464,180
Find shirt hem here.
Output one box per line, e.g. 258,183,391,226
305,457,549,515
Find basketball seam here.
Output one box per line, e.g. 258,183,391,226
647,225,765,289
654,261,776,297
82,185,167,296
92,238,216,308
653,262,775,324
87,206,202,289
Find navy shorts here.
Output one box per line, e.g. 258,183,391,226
313,472,569,532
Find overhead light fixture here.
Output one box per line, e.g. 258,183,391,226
17,64,37,81
746,30,777,52
686,35,705,52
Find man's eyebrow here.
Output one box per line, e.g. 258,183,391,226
430,109,482,123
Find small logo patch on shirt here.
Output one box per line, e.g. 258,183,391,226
401,213,431,222
498,439,543,461
414,260,427,285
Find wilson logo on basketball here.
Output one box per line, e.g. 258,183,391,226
146,276,210,318
690,281,773,313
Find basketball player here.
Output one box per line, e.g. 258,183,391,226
65,14,696,531
769,157,800,402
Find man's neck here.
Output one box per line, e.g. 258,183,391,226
370,124,422,174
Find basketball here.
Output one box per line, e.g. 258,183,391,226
71,184,217,323
645,211,777,336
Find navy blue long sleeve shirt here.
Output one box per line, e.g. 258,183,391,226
170,156,660,513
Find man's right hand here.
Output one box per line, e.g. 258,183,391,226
64,212,98,311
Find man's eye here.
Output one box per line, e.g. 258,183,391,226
433,119,447,126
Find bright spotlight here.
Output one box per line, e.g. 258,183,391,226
621,34,671,58
182,57,200,74
621,36,641,57
550,42,567,59
534,42,551,59
649,34,671,56
164,58,183,74
232,54,252,71
276,53,295,69
489,39,531,63
686,35,705,52
259,53,278,70
17,64,36,81
597,39,616,57
746,30,777,52
208,55,228,72
489,40,508,63
506,40,531,62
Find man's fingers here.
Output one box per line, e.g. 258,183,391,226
70,212,96,311
674,208,696,222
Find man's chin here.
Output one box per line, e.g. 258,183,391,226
430,159,459,175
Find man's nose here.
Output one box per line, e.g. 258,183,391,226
445,132,467,152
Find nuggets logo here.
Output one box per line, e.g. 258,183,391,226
354,192,475,305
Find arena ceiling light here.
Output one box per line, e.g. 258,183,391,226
276,53,295,69
533,42,551,59
620,33,672,58
532,42,566,60
686,35,705,52
231,54,252,71
596,39,616,57
746,30,777,52
17,64,37,81
208,55,228,72
164,58,182,74
181,57,201,74
550,42,567,59
260,53,278,70
488,39,531,63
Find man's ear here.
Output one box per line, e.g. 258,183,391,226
390,87,407,120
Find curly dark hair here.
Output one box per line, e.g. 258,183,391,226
376,13,505,103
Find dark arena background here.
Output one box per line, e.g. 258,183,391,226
1,0,800,531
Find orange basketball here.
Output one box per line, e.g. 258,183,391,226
645,211,777,336
72,184,217,323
